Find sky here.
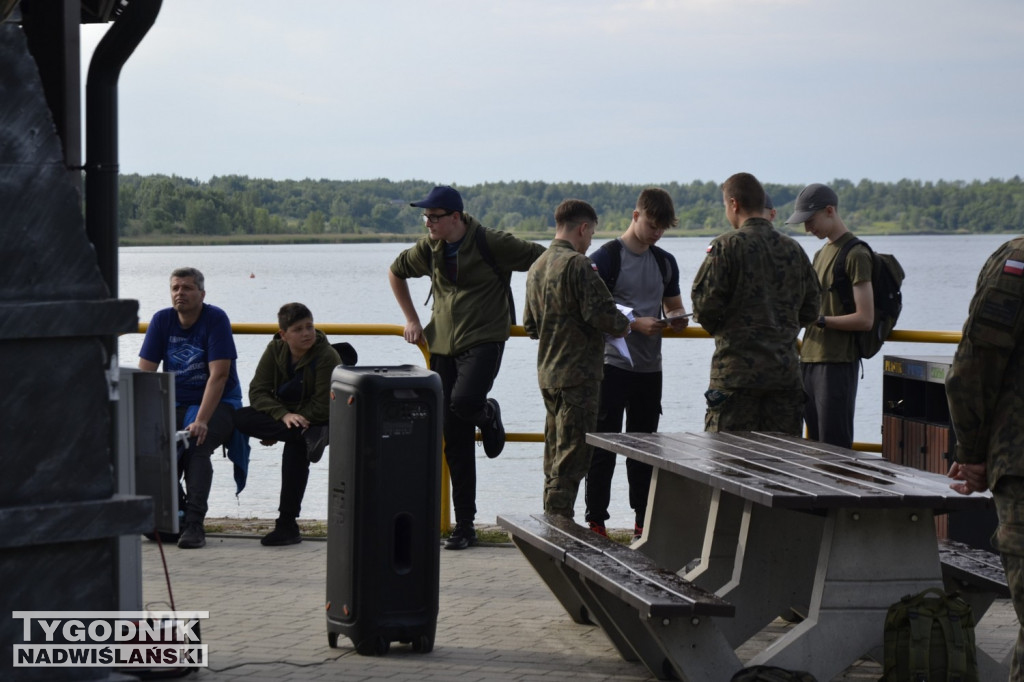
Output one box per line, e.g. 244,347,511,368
80,0,1024,187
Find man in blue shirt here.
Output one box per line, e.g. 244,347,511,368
139,267,242,549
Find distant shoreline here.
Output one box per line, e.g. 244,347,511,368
119,228,987,248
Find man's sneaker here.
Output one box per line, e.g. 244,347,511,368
588,522,608,538
480,398,505,458
261,518,301,547
633,523,644,541
444,522,477,550
177,522,206,549
303,425,329,463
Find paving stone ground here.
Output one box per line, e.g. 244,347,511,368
141,530,1016,681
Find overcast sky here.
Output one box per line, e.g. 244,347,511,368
81,0,1024,187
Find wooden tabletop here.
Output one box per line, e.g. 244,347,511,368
585,430,993,512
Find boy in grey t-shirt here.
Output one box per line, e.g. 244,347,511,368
584,188,688,538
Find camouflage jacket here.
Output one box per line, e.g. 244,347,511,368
523,239,631,389
946,236,1024,487
390,214,545,356
691,218,820,391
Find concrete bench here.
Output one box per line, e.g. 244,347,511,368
938,538,1011,679
498,512,737,681
939,538,1010,606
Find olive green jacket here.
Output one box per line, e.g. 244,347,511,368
390,214,545,356
248,330,340,424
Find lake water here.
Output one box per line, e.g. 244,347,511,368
117,233,1014,529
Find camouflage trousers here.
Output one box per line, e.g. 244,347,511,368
541,381,600,518
703,387,804,436
992,476,1024,681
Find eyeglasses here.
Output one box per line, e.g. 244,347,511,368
422,210,455,224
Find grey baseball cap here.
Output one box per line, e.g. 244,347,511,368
785,183,838,224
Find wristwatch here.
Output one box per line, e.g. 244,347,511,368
816,315,827,329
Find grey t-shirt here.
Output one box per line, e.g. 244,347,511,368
604,241,669,373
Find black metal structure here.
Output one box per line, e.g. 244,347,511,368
0,1,161,678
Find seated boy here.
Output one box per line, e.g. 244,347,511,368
234,303,340,546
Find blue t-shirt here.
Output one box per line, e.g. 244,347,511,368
139,304,242,405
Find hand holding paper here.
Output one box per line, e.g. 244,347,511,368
608,304,634,366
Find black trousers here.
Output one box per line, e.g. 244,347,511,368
175,402,236,524
802,361,859,449
430,342,504,525
585,365,661,527
233,406,320,520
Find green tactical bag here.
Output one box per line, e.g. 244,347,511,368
880,587,979,682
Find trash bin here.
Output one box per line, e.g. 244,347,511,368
882,354,997,549
325,365,443,655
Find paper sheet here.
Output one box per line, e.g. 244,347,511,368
607,304,634,366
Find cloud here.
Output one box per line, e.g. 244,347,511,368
80,0,1024,184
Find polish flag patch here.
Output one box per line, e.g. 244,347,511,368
1004,259,1024,276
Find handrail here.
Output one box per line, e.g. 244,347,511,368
134,322,962,529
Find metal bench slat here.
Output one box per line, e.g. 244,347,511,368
938,539,1010,597
537,514,734,618
498,513,734,619
587,431,992,512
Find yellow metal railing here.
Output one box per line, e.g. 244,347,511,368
135,322,962,529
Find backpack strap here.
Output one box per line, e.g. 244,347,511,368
906,604,934,680
831,236,870,314
591,238,623,292
649,244,674,290
592,239,672,296
939,608,970,680
475,225,516,325
422,226,516,324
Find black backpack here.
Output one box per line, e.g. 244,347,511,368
832,237,905,359
591,238,674,295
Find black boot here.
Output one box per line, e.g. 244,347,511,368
261,517,301,546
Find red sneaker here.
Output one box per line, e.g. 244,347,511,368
588,522,608,538
633,524,643,541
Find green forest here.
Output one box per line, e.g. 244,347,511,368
116,174,1024,244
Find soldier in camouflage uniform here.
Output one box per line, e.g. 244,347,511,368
946,236,1024,680
523,199,631,517
691,172,820,434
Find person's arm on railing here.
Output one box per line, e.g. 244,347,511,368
388,269,424,345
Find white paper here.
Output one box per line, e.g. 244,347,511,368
607,304,634,366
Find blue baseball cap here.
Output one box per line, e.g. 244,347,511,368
410,186,463,212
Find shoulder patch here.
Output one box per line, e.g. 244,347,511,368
706,242,716,255
1003,259,1024,277
591,262,599,271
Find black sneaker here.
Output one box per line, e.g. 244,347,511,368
480,398,505,458
303,425,329,463
177,522,206,549
444,522,477,550
261,518,301,546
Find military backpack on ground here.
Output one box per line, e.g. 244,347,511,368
832,237,905,359
730,665,816,681
880,587,978,682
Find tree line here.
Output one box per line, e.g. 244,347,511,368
116,174,1024,238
